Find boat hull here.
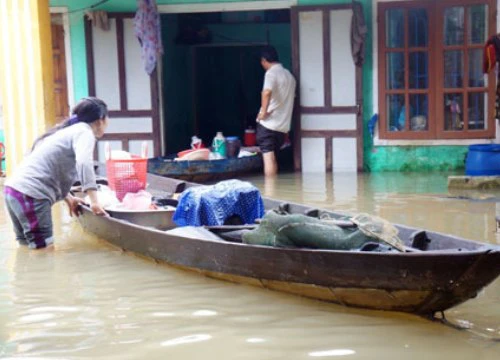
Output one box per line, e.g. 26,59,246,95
148,154,263,182
148,146,293,183
77,177,500,315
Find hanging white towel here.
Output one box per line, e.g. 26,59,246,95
86,10,110,31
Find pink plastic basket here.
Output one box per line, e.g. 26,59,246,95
106,155,147,201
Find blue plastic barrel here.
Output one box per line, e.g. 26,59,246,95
465,144,500,176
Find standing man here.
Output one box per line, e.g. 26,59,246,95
256,45,296,176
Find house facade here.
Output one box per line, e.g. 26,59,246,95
1,0,498,173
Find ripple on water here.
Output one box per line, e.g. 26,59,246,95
0,174,499,359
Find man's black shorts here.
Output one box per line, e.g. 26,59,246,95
256,122,285,153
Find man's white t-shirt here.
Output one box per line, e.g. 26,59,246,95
261,63,296,133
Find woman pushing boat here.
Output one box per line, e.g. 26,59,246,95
3,97,109,249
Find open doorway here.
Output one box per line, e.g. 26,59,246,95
193,44,265,143
160,9,291,154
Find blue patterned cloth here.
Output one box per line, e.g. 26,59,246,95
173,180,265,227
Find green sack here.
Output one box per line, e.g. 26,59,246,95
242,211,383,250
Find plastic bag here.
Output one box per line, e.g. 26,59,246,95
84,185,120,209
121,190,153,210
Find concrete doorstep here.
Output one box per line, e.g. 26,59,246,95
448,175,500,190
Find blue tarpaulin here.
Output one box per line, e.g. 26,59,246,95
173,179,265,227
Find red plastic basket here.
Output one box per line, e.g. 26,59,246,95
106,155,147,201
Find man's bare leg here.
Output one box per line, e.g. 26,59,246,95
263,175,276,197
262,151,278,176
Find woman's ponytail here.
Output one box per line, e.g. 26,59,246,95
32,97,108,150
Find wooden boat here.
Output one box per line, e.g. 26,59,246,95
148,152,263,183
147,145,293,183
76,174,500,316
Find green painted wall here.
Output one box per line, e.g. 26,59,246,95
299,0,469,173
49,0,356,104
49,0,470,172
49,0,275,100
355,0,466,172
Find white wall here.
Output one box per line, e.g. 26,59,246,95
372,0,500,145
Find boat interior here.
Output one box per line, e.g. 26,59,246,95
72,174,495,254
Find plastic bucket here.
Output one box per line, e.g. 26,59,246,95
465,144,500,176
244,129,256,146
226,136,241,158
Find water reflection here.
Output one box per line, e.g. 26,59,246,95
309,349,356,357
246,337,266,343
247,171,500,243
161,334,212,347
1,173,499,359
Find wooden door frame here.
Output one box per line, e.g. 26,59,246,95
50,7,75,111
291,4,364,172
51,15,69,123
84,12,162,156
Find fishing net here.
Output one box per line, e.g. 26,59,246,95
350,213,405,252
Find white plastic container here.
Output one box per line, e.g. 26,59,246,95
211,131,226,159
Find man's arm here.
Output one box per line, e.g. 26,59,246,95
258,89,272,121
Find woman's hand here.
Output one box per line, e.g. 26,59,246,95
86,189,109,216
64,195,85,217
90,203,109,217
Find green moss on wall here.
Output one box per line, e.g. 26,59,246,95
366,146,468,172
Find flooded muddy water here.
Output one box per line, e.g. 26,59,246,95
0,172,498,359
